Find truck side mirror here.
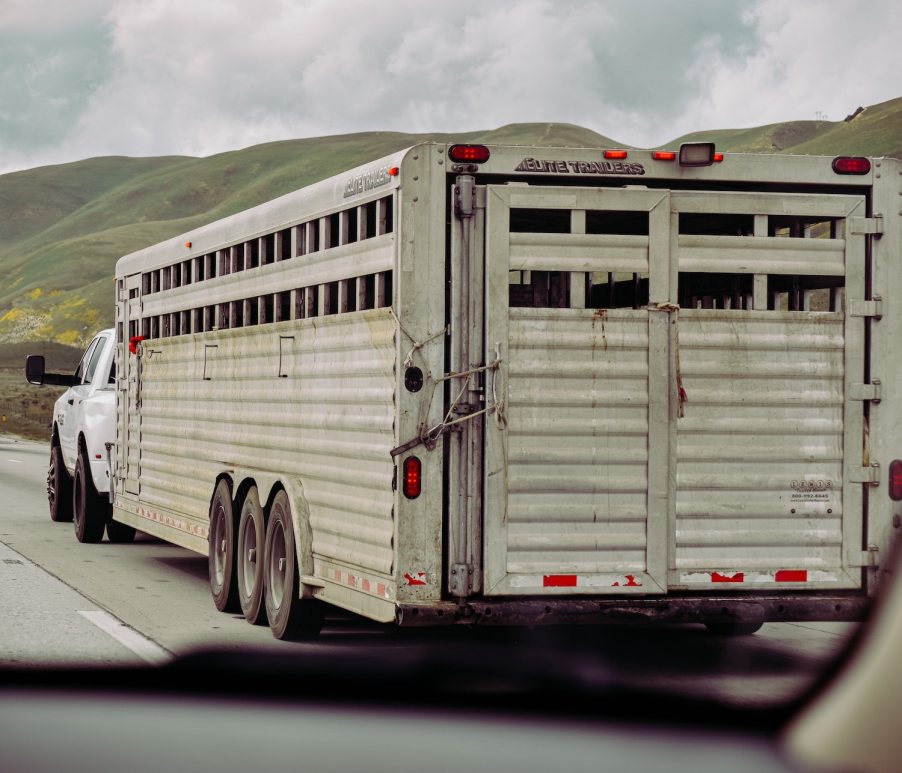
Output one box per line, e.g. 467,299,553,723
25,355,46,385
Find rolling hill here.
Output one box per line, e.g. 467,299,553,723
1,97,900,350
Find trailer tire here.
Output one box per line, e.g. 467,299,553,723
704,621,763,636
264,490,324,640
73,450,107,543
237,486,267,626
106,519,136,543
209,479,240,613
48,441,73,523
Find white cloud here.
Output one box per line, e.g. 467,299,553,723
672,0,902,141
0,0,899,172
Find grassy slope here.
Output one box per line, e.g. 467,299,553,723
668,96,902,158
0,124,618,345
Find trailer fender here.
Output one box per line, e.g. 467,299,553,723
271,476,318,600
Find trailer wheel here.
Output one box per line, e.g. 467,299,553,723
73,451,107,543
704,621,763,636
264,490,324,640
208,479,240,613
237,486,267,625
106,519,136,543
48,441,73,523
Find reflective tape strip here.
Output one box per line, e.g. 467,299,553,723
680,570,839,584
327,566,393,599
509,574,644,589
543,575,577,588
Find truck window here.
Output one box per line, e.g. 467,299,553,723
83,337,108,384
73,338,100,384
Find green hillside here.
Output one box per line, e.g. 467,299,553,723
0,100,899,351
669,96,902,157
0,124,618,348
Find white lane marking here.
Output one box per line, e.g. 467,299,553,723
4,459,22,464
78,610,171,665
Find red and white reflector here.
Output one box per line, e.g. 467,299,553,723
832,156,871,175
402,456,422,499
543,574,577,587
651,150,677,161
889,459,902,501
448,144,490,163
775,570,808,583
603,149,628,160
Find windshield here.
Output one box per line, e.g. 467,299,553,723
0,5,899,773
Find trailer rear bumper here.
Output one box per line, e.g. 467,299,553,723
396,593,870,627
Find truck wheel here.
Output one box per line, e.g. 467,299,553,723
48,442,73,523
704,621,763,636
73,451,107,543
264,490,324,640
106,519,137,543
208,479,240,613
237,487,267,625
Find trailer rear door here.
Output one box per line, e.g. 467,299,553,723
481,184,870,596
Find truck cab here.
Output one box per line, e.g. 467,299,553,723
26,329,133,543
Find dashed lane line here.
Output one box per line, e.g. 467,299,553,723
78,610,171,665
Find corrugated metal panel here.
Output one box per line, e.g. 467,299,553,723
503,308,649,575
142,236,393,316
509,233,648,273
134,310,396,574
678,235,845,275
675,310,847,575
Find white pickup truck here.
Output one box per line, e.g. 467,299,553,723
25,328,135,543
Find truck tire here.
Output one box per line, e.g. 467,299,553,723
73,451,107,543
237,486,267,625
48,442,73,523
263,490,324,640
208,479,240,613
106,519,137,543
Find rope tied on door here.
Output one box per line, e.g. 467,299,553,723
389,305,504,457
648,302,688,419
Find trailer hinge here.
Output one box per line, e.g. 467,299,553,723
449,563,473,596
852,545,880,568
850,380,882,403
849,215,883,236
850,463,880,485
849,295,883,319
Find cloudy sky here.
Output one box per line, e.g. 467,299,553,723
1,0,899,173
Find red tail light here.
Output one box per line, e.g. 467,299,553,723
651,151,677,161
713,153,724,163
889,459,902,501
402,456,422,499
449,144,490,163
832,156,871,175
603,149,628,160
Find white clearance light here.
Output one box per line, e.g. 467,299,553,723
679,142,716,167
